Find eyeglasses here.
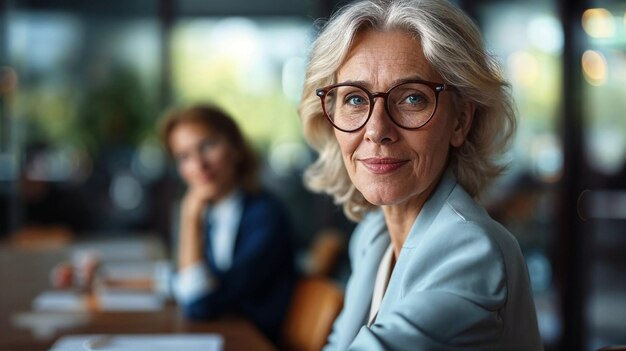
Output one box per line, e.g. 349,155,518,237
315,80,455,132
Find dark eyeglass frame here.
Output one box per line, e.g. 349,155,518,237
315,79,456,133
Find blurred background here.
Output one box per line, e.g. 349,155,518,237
0,0,624,350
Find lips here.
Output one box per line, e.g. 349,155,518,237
359,157,408,174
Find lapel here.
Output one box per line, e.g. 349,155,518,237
232,192,250,260
205,191,249,275
403,169,456,249
203,212,219,273
376,169,457,317
339,211,390,349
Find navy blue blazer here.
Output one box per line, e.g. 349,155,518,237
180,190,296,343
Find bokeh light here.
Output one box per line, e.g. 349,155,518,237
507,51,540,87
582,8,615,38
582,50,608,86
526,250,552,292
529,134,563,183
586,127,626,175
268,140,311,177
527,15,563,54
282,57,306,102
132,138,166,183
24,146,92,183
110,173,143,211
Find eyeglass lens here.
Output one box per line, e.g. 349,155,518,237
323,82,438,131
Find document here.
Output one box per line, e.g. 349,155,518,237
12,311,90,339
33,291,88,312
49,333,224,351
97,290,164,311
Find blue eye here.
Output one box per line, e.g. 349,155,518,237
403,94,427,105
346,94,368,106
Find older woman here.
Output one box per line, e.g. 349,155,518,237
299,0,542,350
159,105,295,342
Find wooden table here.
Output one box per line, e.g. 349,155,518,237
0,239,277,351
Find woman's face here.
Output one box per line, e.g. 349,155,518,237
334,30,472,211
169,121,239,201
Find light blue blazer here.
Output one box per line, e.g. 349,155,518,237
325,170,543,350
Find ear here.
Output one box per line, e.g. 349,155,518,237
450,100,475,148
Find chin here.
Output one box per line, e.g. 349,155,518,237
356,181,405,204
360,191,405,207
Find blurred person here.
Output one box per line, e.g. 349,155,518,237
159,104,296,342
299,0,542,349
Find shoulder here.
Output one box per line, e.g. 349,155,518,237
239,189,292,232
406,183,518,259
384,184,539,346
242,189,288,217
402,183,525,306
441,184,524,262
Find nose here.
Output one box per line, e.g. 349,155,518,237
188,151,210,172
364,98,398,144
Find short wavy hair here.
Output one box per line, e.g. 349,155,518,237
159,104,260,193
299,0,516,221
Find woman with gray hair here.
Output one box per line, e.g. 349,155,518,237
299,0,542,349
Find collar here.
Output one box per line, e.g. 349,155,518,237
362,168,457,249
206,188,244,223
402,168,457,248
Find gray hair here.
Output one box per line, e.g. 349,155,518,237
299,0,516,221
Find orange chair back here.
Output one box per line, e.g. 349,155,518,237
281,277,343,351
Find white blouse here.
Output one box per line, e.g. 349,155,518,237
368,243,394,327
173,189,244,303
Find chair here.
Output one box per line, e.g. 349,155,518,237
7,225,73,250
281,277,344,351
303,228,346,277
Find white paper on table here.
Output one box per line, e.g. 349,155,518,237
33,291,88,312
49,333,224,351
97,291,164,311
13,311,90,339
99,261,157,281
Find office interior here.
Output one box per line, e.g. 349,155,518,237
0,0,624,350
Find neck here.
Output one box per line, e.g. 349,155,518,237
209,182,239,206
381,171,445,258
382,204,422,258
